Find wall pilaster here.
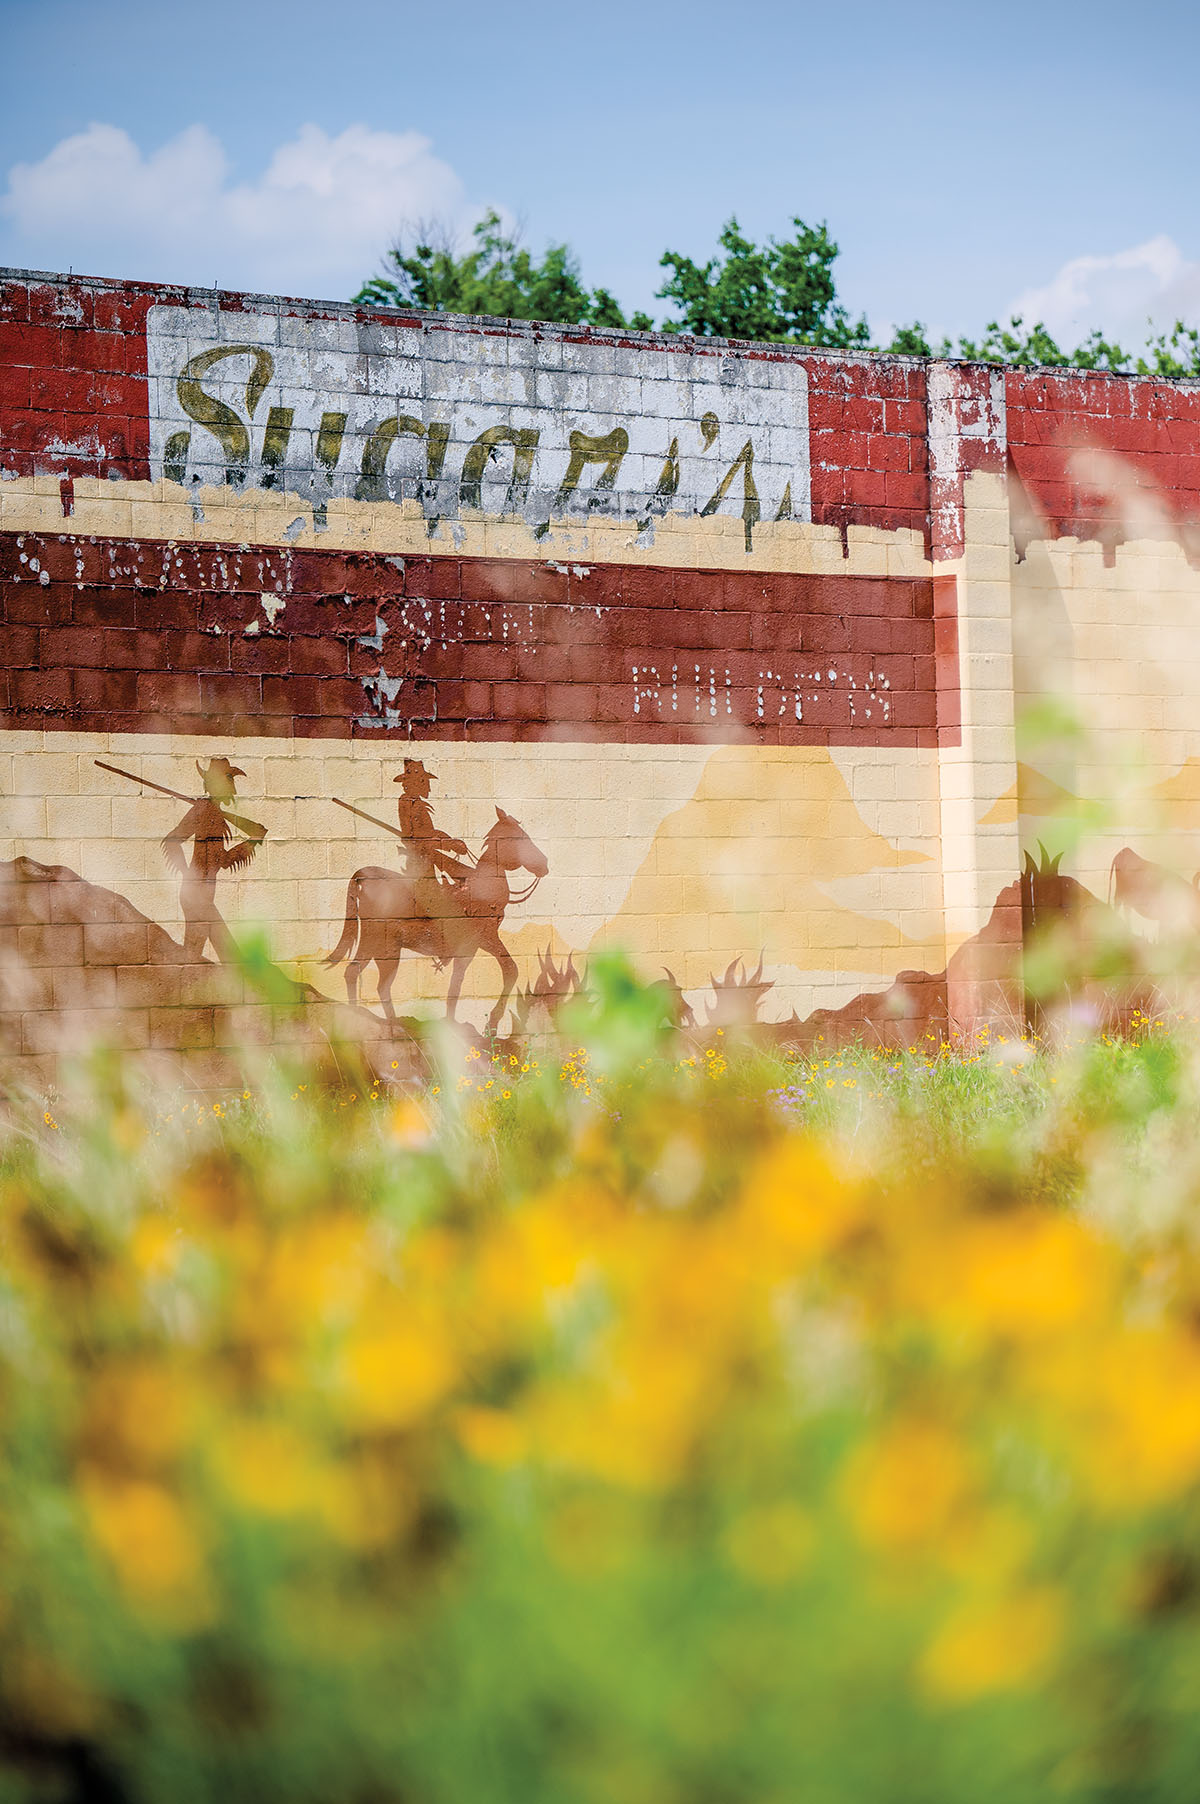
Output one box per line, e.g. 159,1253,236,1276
928,362,1023,1033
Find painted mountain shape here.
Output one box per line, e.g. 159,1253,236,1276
1139,760,1200,842
979,763,1082,827
785,859,1161,1049
595,744,942,995
0,857,419,1090
1146,761,1200,806
985,759,1200,846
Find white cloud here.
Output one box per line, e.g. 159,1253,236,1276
1010,235,1200,350
0,122,488,298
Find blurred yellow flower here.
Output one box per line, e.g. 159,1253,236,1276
81,1363,192,1475
948,1213,1111,1341
1067,1329,1200,1509
536,1360,705,1490
217,1420,332,1518
920,1585,1064,1702
470,1196,591,1336
342,1317,456,1430
81,1474,208,1620
251,1214,368,1338
130,1214,178,1278
455,1406,527,1467
390,1098,434,1147
738,1141,861,1267
845,1419,970,1551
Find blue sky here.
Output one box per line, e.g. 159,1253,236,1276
1,0,1197,347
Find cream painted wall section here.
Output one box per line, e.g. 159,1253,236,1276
1012,528,1200,907
1,731,947,1029
0,474,931,579
937,468,1021,951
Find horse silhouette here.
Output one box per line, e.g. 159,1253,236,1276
1108,846,1200,936
325,806,549,1036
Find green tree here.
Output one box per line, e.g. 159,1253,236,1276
882,315,1200,377
1140,320,1200,378
883,321,936,357
655,215,871,347
354,211,1200,378
948,315,1130,371
353,210,653,331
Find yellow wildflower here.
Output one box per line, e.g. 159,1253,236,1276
342,1317,455,1430
82,1474,208,1619
1067,1328,1200,1509
390,1098,433,1147
844,1419,970,1551
738,1141,862,1267
217,1420,332,1519
933,1212,1112,1343
81,1363,191,1474
920,1586,1064,1702
455,1406,527,1468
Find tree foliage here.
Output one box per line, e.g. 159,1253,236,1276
353,209,652,332
882,315,1200,377
1142,322,1200,378
656,216,871,347
951,317,1130,370
355,212,1200,376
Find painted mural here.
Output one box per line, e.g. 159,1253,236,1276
146,307,810,547
3,270,1200,1083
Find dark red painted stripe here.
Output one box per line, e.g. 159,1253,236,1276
0,532,953,746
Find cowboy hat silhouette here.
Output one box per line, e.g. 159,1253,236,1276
197,757,245,797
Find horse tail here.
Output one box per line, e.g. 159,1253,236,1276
1108,853,1119,910
324,871,363,967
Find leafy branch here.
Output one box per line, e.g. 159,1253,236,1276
355,212,1200,376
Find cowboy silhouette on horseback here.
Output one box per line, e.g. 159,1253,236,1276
394,758,472,950
325,764,548,1036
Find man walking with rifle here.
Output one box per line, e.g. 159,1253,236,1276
96,756,266,963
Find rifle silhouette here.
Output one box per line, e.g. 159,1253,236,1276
331,796,404,839
330,796,476,862
94,760,266,840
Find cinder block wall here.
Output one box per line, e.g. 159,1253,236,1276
1,268,1197,1070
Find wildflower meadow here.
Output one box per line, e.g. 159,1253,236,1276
4,968,1200,1802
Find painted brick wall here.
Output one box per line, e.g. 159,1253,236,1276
999,368,1200,960
2,267,1198,1079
